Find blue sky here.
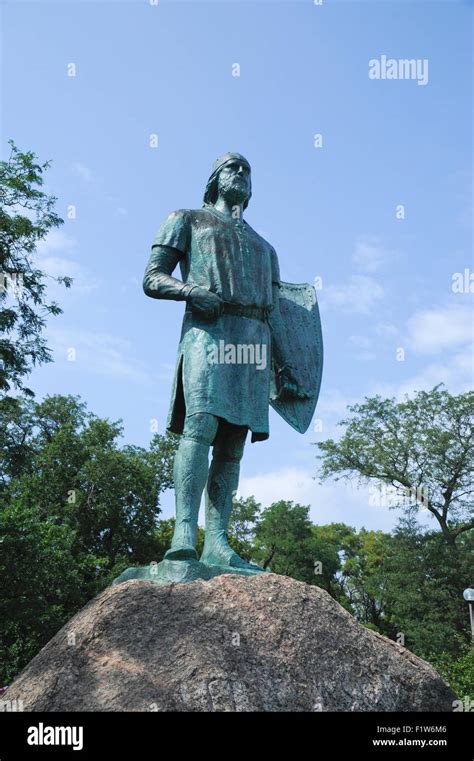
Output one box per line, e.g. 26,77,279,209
2,0,472,532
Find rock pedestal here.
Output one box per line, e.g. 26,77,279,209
3,573,456,712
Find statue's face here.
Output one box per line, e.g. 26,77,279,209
217,160,251,206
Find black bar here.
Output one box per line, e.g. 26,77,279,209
0,711,471,759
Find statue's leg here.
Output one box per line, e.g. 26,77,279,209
200,419,266,573
165,412,219,561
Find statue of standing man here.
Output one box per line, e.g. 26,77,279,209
118,152,321,585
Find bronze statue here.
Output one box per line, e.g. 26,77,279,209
114,152,322,585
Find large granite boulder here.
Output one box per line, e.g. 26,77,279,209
3,573,456,711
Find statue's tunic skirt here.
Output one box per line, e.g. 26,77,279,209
151,207,280,442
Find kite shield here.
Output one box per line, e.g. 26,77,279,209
269,281,323,434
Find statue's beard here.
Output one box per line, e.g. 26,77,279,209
218,177,250,206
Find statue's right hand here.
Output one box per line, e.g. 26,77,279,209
188,287,224,320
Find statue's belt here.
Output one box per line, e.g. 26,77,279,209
186,301,271,322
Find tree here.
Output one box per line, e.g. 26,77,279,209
310,523,393,626
0,140,70,398
227,495,261,561
0,394,37,489
304,522,347,599
0,497,92,685
430,644,474,702
316,386,473,545
379,526,473,659
252,500,319,583
0,394,178,684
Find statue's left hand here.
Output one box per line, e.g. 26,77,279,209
276,364,311,400
188,286,224,321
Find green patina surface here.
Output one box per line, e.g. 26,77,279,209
114,153,321,586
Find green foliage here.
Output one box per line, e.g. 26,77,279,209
227,495,261,560
0,394,177,684
308,522,348,598
0,141,70,397
429,644,474,701
152,518,176,560
316,386,473,545
0,499,96,682
252,500,320,584
379,527,472,659
317,524,393,627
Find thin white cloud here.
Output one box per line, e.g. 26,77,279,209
317,389,358,417
352,238,390,274
398,351,473,396
238,466,327,511
375,322,399,339
349,335,372,349
35,230,99,295
322,275,384,315
319,236,390,315
48,327,151,385
238,466,407,532
373,346,473,399
71,162,93,183
348,334,376,360
36,229,76,256
38,256,98,295
406,304,473,354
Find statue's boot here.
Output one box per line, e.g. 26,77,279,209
164,438,208,561
200,458,266,574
